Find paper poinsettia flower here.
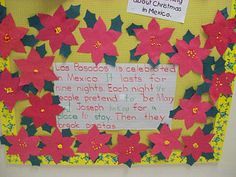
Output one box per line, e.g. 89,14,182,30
78,17,121,65
169,36,210,76
0,69,27,111
202,11,236,55
112,132,148,164
174,94,212,129
208,72,235,103
0,14,28,58
76,125,111,162
21,93,64,128
5,128,40,163
14,49,58,91
36,6,79,53
182,128,214,161
133,18,174,64
148,124,183,159
40,128,75,163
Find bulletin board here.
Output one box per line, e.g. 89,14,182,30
0,0,236,167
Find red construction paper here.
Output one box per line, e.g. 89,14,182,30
78,17,121,65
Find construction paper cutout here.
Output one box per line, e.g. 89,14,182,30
133,18,174,64
169,36,211,77
104,54,117,67
183,30,195,44
109,15,123,32
36,44,47,58
5,128,40,163
28,155,41,166
40,128,75,163
0,14,28,58
214,57,226,74
0,69,27,111
202,10,236,55
59,43,71,58
61,129,73,137
112,132,148,165
21,117,33,127
14,49,58,91
28,15,44,30
22,83,38,95
26,124,37,136
196,82,211,95
78,17,121,65
44,80,54,92
21,35,38,47
66,4,81,19
83,10,97,28
182,128,214,162
76,125,111,162
148,124,182,159
0,4,6,23
203,56,215,80
130,47,142,61
208,72,236,103
221,8,229,19
126,23,143,36
174,94,212,129
183,87,196,99
21,93,64,128
202,123,214,135
36,6,79,53
42,123,53,133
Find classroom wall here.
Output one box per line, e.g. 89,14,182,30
0,85,236,177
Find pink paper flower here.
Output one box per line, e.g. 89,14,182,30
148,124,183,159
112,132,148,164
169,36,210,76
5,128,40,163
202,11,236,55
0,14,28,58
0,69,27,111
174,95,212,129
182,128,214,161
36,6,79,53
40,128,75,163
14,49,58,91
134,18,174,64
78,17,121,65
76,125,111,162
21,93,64,128
208,72,235,103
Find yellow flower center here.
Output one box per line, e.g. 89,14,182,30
40,108,45,113
149,36,161,46
3,33,11,42
125,146,135,155
192,107,199,114
18,139,27,148
91,141,103,151
164,140,170,145
186,49,197,59
216,31,223,42
93,41,102,49
192,143,199,149
33,69,39,73
4,87,14,94
55,26,62,34
57,144,63,149
215,77,223,89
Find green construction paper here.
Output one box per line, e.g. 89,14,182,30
66,4,81,19
202,123,214,134
0,136,12,146
183,87,196,99
214,57,226,74
140,151,147,158
74,140,81,148
206,107,218,117
157,152,166,160
62,129,72,137
220,8,229,19
28,15,44,30
130,47,141,61
183,30,195,44
104,54,117,67
21,35,39,47
148,58,160,68
169,106,181,118
26,125,37,136
166,45,177,58
62,156,70,162
11,71,19,78
186,155,196,166
157,123,164,131
83,10,97,28
52,95,61,105
228,43,234,50
125,130,134,138
196,82,211,95
105,137,112,145
0,5,6,23
124,159,132,168
21,117,33,126
109,15,123,32
42,123,52,133
202,152,214,160
36,44,47,58
38,141,46,148
29,155,41,166
203,56,215,81
44,80,54,92
59,43,71,58
126,23,143,36
22,83,38,95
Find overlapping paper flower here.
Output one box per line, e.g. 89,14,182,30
0,14,28,58
14,49,58,91
40,128,75,163
21,93,64,128
174,95,212,129
5,128,40,162
36,6,79,53
208,72,235,103
202,11,236,55
78,17,121,65
133,18,174,64
148,124,182,159
112,132,148,164
182,128,214,161
169,36,210,76
76,125,111,162
0,69,27,111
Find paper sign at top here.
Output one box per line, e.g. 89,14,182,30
127,0,190,23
